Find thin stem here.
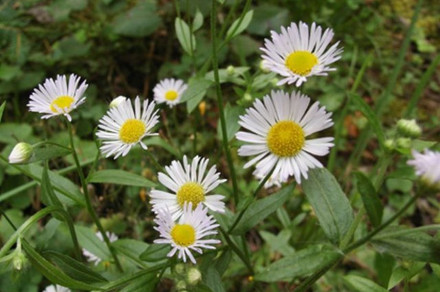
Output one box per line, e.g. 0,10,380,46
145,150,165,173
219,226,254,275
211,0,239,204
67,122,123,272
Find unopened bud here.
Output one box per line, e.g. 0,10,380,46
109,96,126,109
187,267,202,285
397,119,422,138
396,137,411,149
226,65,235,75
174,263,185,275
176,280,187,291
199,101,206,116
243,93,252,102
13,252,27,271
259,60,270,73
384,139,395,152
8,142,33,164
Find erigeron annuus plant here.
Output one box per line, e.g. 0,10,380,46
0,0,438,291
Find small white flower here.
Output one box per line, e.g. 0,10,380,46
96,96,159,159
27,74,88,121
236,90,334,185
150,155,226,219
43,285,71,292
154,203,220,264
8,142,33,164
109,96,127,109
407,149,440,189
153,78,187,107
82,231,118,265
261,21,343,86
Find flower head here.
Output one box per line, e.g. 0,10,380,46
154,203,220,264
27,74,88,121
261,22,343,86
8,142,33,164
397,119,422,138
82,231,118,265
407,149,440,189
236,90,334,185
96,96,159,159
150,156,226,219
153,78,187,107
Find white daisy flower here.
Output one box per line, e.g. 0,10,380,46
261,21,343,87
82,231,118,265
27,74,88,121
236,90,334,185
153,78,187,107
150,155,226,220
96,96,159,159
407,149,440,189
154,203,220,264
43,285,71,292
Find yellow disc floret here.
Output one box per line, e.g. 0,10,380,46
165,90,178,101
171,224,196,247
285,51,318,76
119,119,146,144
176,182,205,208
267,120,305,157
50,96,75,113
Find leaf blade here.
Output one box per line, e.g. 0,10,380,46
88,169,155,188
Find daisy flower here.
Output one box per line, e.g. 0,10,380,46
154,203,220,264
150,155,226,219
27,74,88,121
43,285,71,292
153,78,187,107
407,149,440,189
82,232,118,265
96,96,159,159
261,21,343,86
236,90,334,185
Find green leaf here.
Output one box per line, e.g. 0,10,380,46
88,169,155,188
203,265,225,292
139,244,170,262
254,245,341,282
226,10,253,40
344,275,388,292
351,93,386,148
144,136,180,158
354,172,383,227
27,144,71,164
113,239,149,267
217,104,244,142
180,77,212,103
43,251,108,284
372,228,440,263
388,262,425,290
192,9,204,32
0,101,5,123
302,168,354,244
22,240,100,290
231,184,295,235
75,226,110,261
120,272,157,292
0,123,32,144
111,3,162,38
175,17,196,56
41,164,64,220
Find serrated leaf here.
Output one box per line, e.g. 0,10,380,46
354,172,383,227
254,245,341,282
22,240,100,290
231,184,295,235
139,244,170,262
88,169,155,188
372,228,440,263
111,3,161,38
43,251,108,284
226,10,253,39
344,275,388,292
351,93,386,147
175,17,196,56
302,168,354,244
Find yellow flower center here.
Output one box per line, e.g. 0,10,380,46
119,119,146,144
176,182,205,209
171,224,196,247
285,51,318,76
50,96,75,113
267,120,305,157
165,90,178,101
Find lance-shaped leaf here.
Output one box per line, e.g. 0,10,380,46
354,172,383,227
175,17,196,56
88,169,155,188
344,275,388,292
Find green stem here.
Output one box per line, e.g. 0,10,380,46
145,150,165,173
67,122,123,272
219,226,254,275
211,0,239,204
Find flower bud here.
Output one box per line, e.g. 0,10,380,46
259,60,270,73
397,119,422,138
8,142,33,164
198,101,206,116
226,65,235,76
186,267,202,285
109,96,126,109
243,93,252,102
176,280,187,291
174,263,185,275
13,251,27,271
396,137,411,149
384,139,395,152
